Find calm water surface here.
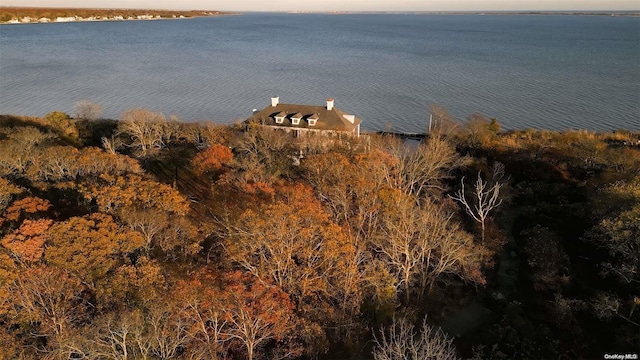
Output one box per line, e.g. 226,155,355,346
1,14,638,131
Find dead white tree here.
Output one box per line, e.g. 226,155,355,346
117,109,167,156
101,135,122,154
450,163,505,244
373,316,459,360
91,312,138,360
183,300,230,360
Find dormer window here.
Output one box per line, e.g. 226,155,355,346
291,113,303,126
308,114,319,127
274,111,287,124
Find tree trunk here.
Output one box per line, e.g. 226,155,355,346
404,267,411,304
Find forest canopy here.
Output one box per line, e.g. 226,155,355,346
0,109,638,359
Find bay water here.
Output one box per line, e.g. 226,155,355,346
1,13,638,131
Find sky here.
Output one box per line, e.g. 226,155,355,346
1,0,638,12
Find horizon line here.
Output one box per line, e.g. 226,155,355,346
1,6,639,12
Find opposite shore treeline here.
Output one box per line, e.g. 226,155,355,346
0,7,232,24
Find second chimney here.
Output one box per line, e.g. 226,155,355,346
326,98,334,111
271,96,279,107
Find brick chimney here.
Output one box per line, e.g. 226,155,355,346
326,98,334,111
271,96,279,107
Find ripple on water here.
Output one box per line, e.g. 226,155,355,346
0,14,638,131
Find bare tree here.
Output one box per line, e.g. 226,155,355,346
101,135,122,154
9,267,90,356
591,293,640,326
374,194,485,302
92,312,139,360
75,100,103,120
391,135,469,196
183,300,229,360
428,104,462,137
0,127,52,175
146,305,190,360
34,145,80,181
122,208,169,253
373,316,459,360
117,109,167,156
374,195,428,303
450,163,505,244
231,124,293,184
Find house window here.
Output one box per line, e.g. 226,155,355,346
292,118,300,125
275,116,284,124
308,119,317,126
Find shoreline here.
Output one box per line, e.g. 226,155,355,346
0,7,235,25
2,12,637,25
0,16,227,26
1,113,637,135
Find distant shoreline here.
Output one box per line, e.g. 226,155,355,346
0,7,235,25
2,8,638,24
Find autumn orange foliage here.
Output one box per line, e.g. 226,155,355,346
45,213,144,285
0,112,560,359
100,256,166,308
191,144,233,174
79,174,190,215
173,269,302,360
3,196,51,222
1,219,52,262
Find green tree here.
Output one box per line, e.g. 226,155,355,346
45,111,71,123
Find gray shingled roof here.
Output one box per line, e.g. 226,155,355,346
246,102,362,132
